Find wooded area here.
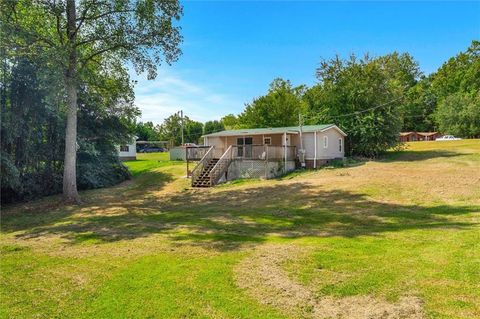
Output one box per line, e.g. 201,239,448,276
1,0,182,203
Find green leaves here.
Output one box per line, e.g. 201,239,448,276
435,92,480,138
238,78,305,128
307,53,408,157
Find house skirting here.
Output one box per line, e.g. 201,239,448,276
305,158,342,169
218,159,296,183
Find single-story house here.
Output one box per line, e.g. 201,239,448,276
191,124,346,187
118,138,137,161
400,132,440,142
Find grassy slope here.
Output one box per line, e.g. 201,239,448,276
1,141,479,318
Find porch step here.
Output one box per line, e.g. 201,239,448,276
192,159,219,188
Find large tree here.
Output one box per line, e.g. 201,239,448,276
135,121,160,141
430,40,480,99
2,0,182,202
430,41,480,136
0,54,139,203
238,78,306,128
220,114,239,130
401,77,437,132
159,113,203,146
435,92,480,138
204,120,224,135
306,53,419,157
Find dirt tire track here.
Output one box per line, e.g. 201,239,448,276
235,244,424,319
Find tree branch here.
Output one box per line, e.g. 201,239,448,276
77,9,136,22
74,0,98,35
79,43,130,70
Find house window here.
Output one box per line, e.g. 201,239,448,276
339,138,342,152
120,145,129,152
264,137,271,145
323,136,328,148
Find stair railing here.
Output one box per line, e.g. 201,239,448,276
209,145,233,186
191,146,214,186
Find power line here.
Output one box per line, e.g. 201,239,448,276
326,95,405,119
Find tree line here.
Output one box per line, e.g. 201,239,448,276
134,115,225,146
213,42,479,157
142,41,478,157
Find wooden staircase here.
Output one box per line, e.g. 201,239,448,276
191,158,219,187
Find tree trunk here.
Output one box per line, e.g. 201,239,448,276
63,0,80,203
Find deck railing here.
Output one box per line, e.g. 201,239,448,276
191,146,214,185
232,145,296,161
209,145,233,186
186,146,211,161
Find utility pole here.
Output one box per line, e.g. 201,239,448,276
179,110,184,145
299,112,306,168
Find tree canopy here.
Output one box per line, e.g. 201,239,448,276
204,120,225,135
238,78,305,128
227,42,479,156
303,53,416,157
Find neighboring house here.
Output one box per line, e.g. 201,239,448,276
400,132,440,142
191,124,346,187
118,138,137,161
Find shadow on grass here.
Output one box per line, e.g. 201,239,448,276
4,180,478,251
382,150,469,162
1,170,174,233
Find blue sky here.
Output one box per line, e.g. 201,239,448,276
131,1,480,124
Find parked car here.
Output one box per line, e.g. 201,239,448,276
139,146,165,153
436,135,462,141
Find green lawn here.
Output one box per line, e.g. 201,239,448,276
1,141,479,318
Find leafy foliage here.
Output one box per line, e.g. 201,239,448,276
430,41,480,137
435,92,480,138
220,114,240,130
430,41,480,99
204,120,225,135
0,55,139,203
401,41,480,134
135,122,161,141
304,53,416,157
1,0,183,201
157,113,204,145
401,78,437,132
238,78,305,128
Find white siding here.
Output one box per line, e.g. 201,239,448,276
299,129,344,160
118,141,136,159
316,129,344,159
302,132,316,159
205,136,225,150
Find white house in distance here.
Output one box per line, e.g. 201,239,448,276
118,138,137,161
190,124,346,187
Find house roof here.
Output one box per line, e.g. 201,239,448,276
417,132,439,136
203,124,347,137
400,131,439,137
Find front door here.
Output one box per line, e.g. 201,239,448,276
237,137,253,157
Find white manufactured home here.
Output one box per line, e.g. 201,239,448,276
191,124,346,187
118,139,137,161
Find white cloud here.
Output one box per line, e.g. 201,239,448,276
130,69,244,124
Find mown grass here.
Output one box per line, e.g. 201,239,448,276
1,141,480,318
